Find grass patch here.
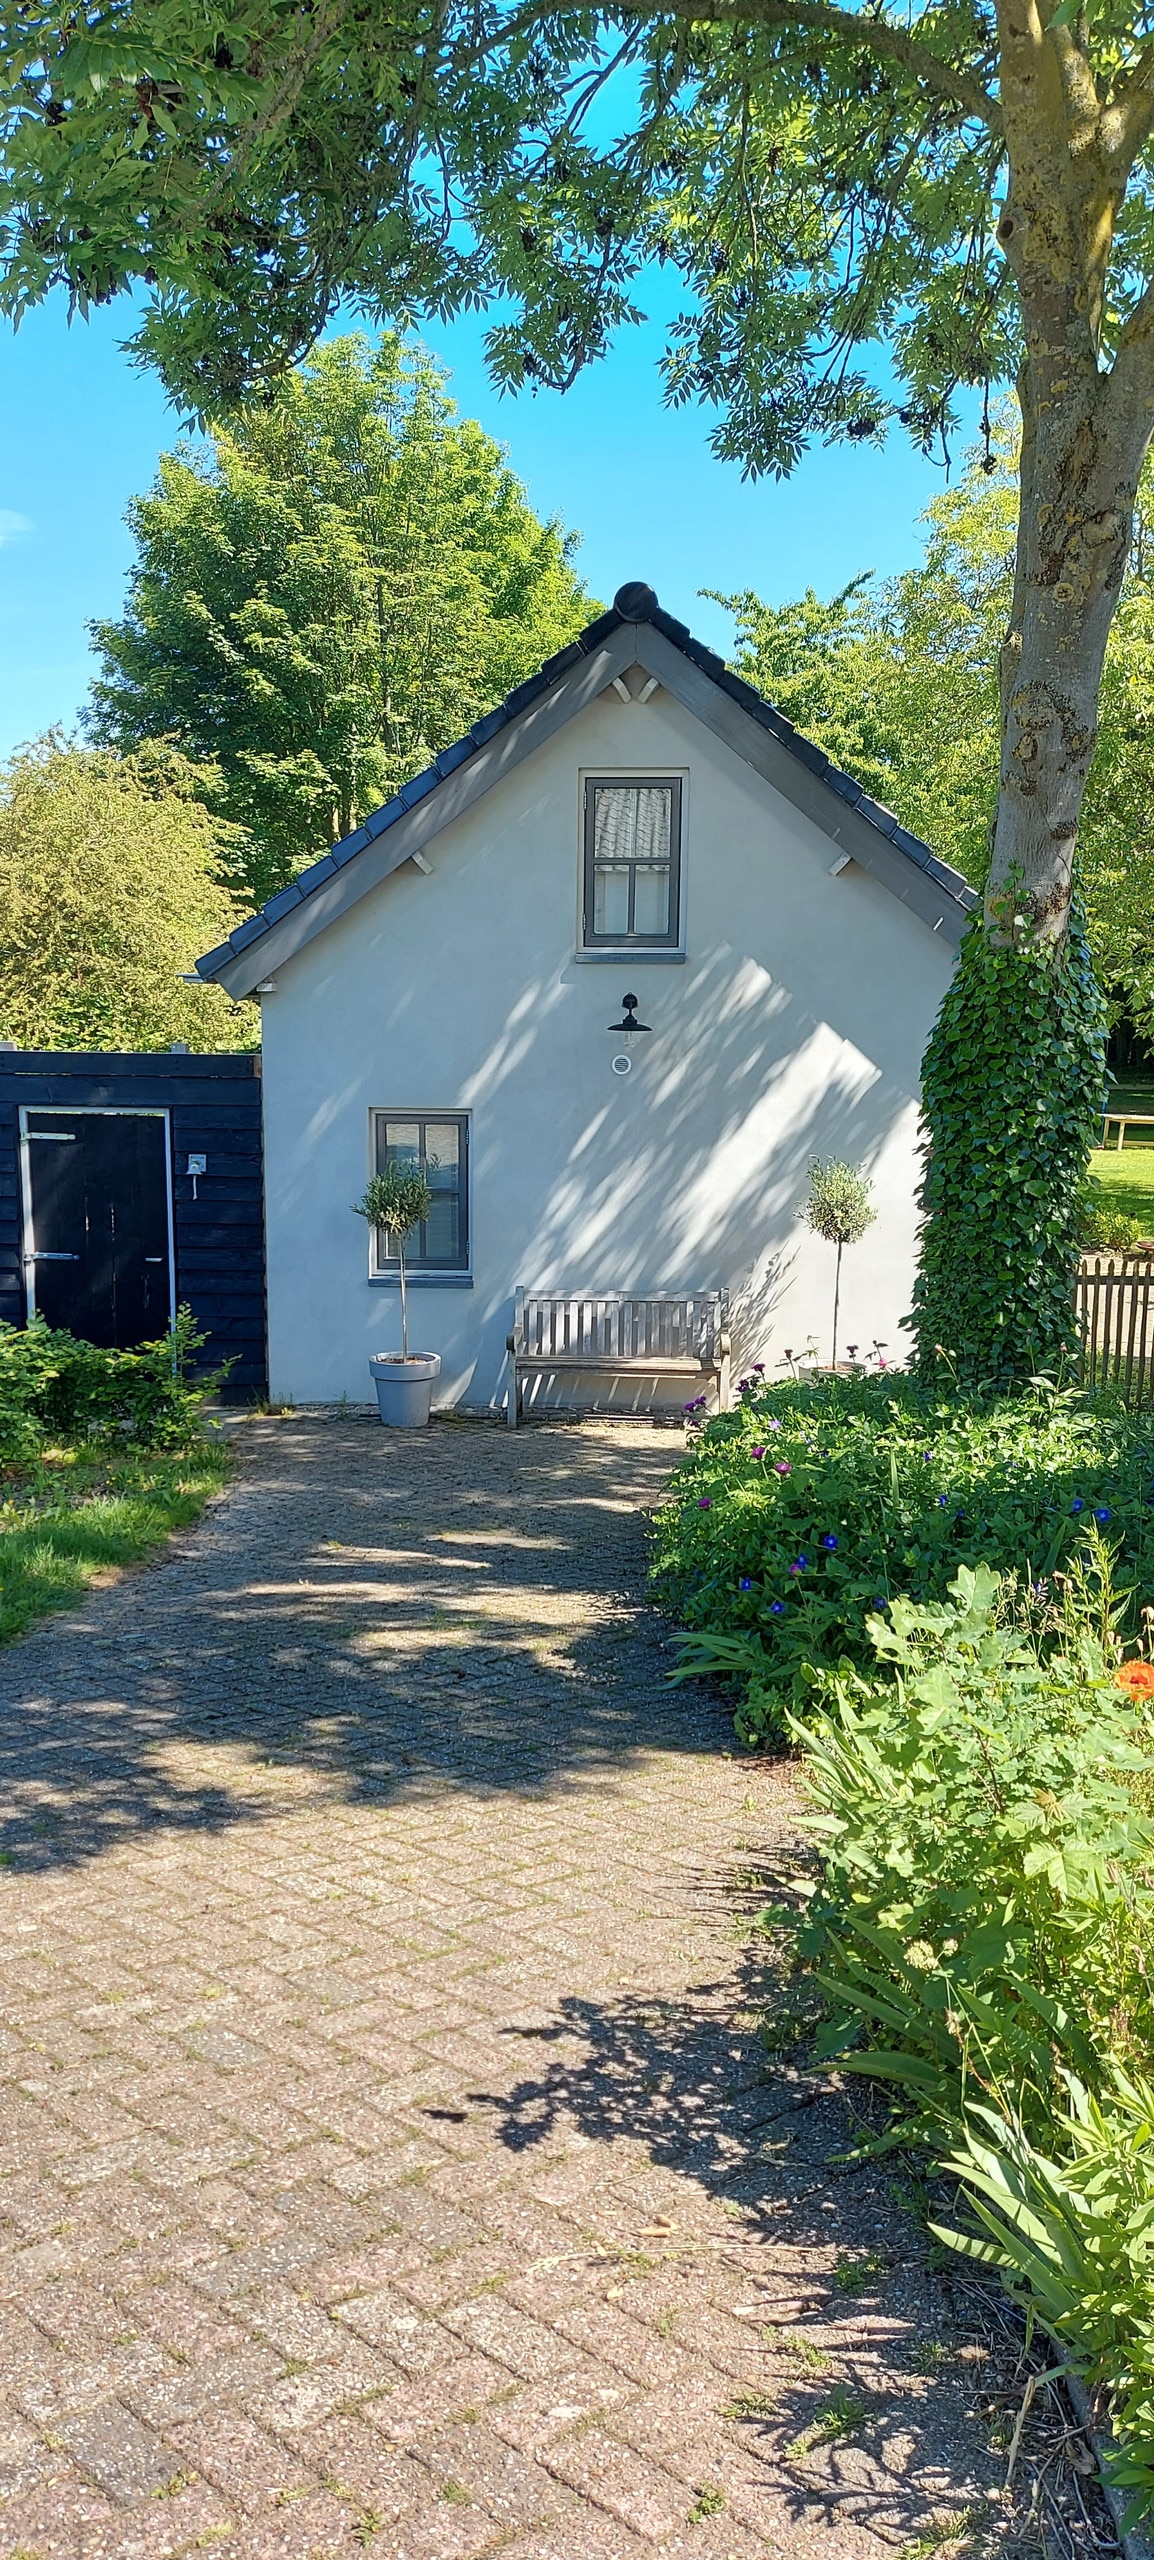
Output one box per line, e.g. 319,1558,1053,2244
785,2387,867,2462
0,1441,230,1645
1088,1144,1154,1229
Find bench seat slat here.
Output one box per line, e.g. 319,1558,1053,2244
514,1353,712,1373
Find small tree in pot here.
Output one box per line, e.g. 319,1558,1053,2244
802,1159,875,1371
353,1164,432,1362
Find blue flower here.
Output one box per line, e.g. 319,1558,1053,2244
873,1596,887,1610
821,1533,838,1551
789,1554,808,1575
1094,1506,1112,1525
1071,1496,1085,1515
937,1494,948,1507
739,1576,753,1591
769,1600,786,1616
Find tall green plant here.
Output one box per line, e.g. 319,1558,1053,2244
353,1165,432,1361
912,907,1107,1387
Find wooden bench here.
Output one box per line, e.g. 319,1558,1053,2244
1102,1108,1154,1151
506,1290,731,1427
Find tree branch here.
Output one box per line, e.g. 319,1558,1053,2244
605,0,1001,130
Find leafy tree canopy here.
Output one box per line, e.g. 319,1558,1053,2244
0,736,249,1051
716,428,1154,1038
0,0,1017,433
88,333,595,907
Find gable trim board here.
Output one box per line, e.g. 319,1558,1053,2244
196,582,977,999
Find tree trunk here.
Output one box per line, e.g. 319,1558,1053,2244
987,367,1146,948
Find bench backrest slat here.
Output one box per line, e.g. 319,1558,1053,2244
513,1290,727,1359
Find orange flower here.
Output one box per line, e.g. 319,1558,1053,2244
1115,1658,1154,1697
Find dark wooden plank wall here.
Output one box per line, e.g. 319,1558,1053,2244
0,1051,266,1396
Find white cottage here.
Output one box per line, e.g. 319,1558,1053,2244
196,581,975,1413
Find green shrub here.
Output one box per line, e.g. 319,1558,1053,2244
0,1308,215,1464
790,1562,1154,2133
911,904,1107,1388
757,1560,1154,2525
653,1373,1154,1743
1079,1183,1147,1251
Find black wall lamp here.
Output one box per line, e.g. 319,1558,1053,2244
609,992,651,1076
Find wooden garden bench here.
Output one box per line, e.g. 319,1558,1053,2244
506,1290,730,1426
1102,1108,1154,1151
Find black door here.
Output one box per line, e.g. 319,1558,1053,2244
24,1112,172,1347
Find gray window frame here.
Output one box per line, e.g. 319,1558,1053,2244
369,1111,470,1273
581,775,683,950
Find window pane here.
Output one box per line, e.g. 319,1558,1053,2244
424,1192,460,1261
423,1122,459,1183
632,862,671,936
377,1118,420,1173
593,863,631,936
594,782,671,868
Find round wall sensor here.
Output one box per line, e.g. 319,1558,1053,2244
611,1053,632,1076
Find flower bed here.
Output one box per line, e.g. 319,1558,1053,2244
651,1371,1154,1742
653,1376,1154,2524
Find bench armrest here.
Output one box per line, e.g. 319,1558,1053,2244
506,1331,519,1354
718,1332,731,1357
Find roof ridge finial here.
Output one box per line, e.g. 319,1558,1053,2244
613,581,659,618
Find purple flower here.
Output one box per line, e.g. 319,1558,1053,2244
821,1533,838,1551
698,1496,712,1510
769,1600,786,1615
845,1344,858,1360
752,1362,765,1373
1095,1506,1112,1525
1071,1496,1085,1515
764,1417,783,1432
922,1451,933,1462
774,1460,791,1477
790,1554,808,1575
750,1444,765,1460
739,1576,753,1591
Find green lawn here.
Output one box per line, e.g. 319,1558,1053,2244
0,1440,231,1646
1089,1144,1154,1229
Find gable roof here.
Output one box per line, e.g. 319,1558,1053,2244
196,579,977,996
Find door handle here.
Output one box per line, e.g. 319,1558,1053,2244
24,1252,79,1262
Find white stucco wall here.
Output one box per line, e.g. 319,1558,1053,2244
258,683,957,1408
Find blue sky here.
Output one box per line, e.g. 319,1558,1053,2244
0,288,978,762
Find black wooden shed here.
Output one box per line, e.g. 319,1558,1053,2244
0,1049,266,1397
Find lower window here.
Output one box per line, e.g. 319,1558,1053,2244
369,1112,469,1272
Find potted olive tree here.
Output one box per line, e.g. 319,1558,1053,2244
353,1166,442,1427
802,1158,876,1371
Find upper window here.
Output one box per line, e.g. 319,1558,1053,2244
370,1113,469,1271
582,776,683,949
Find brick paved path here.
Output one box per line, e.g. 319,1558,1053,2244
0,1415,1011,2560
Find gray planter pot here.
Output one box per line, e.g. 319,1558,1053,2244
368,1352,441,1428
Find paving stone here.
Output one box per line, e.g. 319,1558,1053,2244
0,1417,1056,2557
57,2401,177,2505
